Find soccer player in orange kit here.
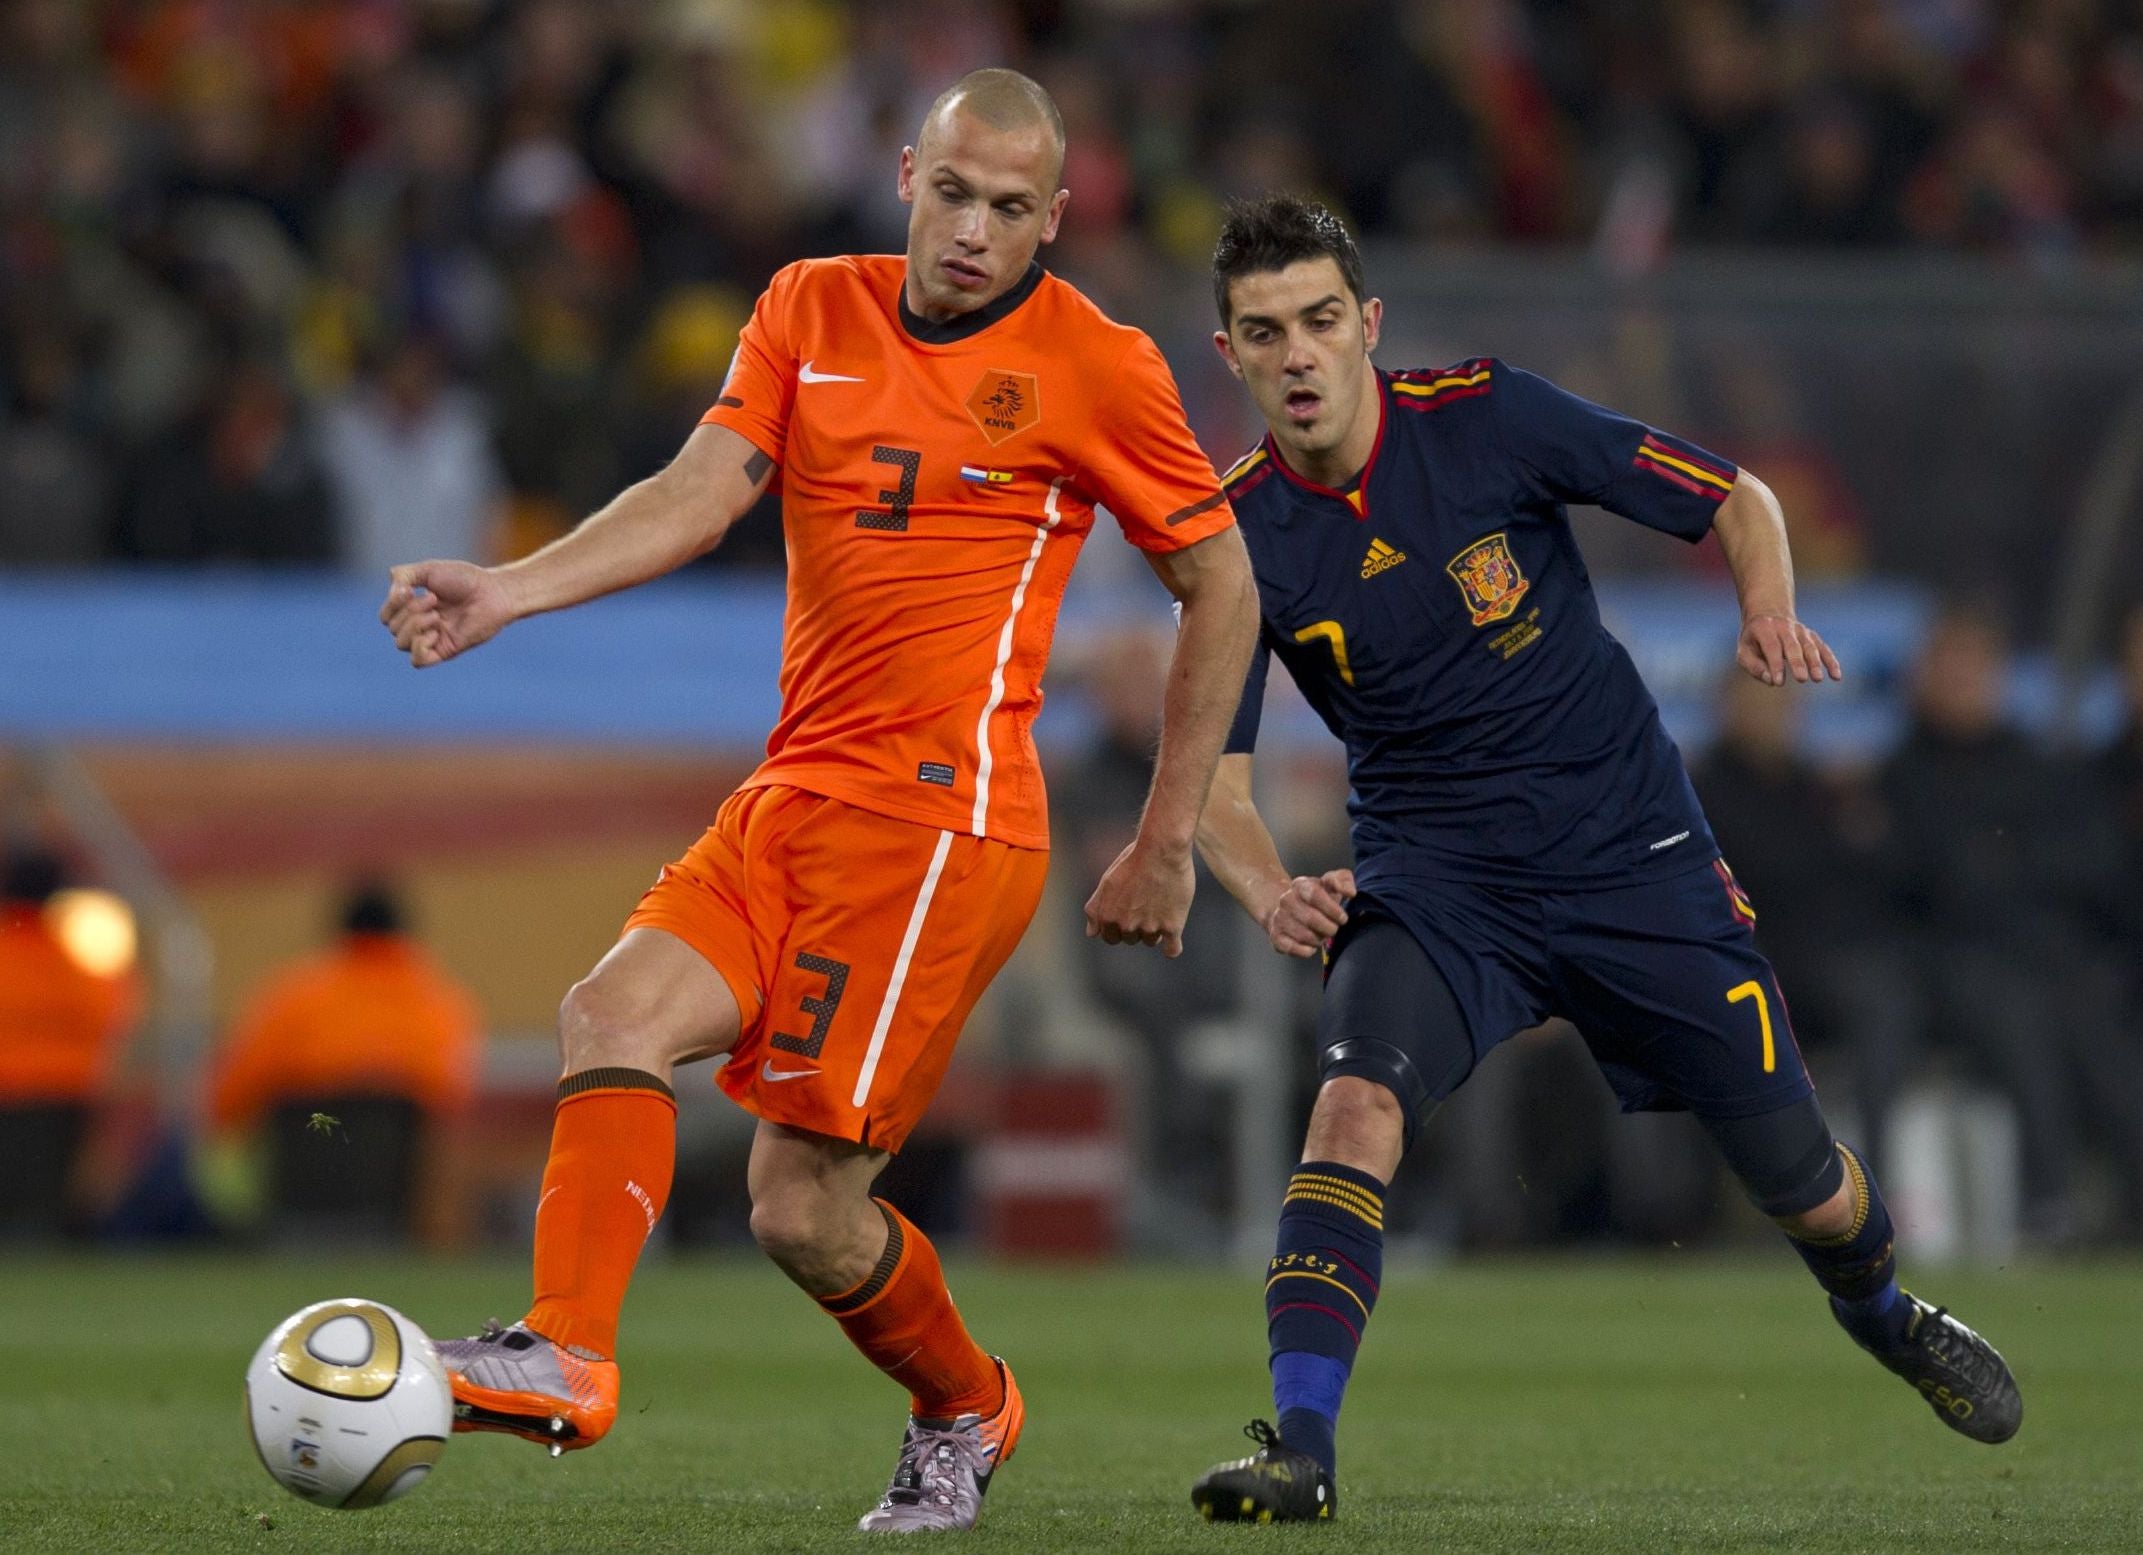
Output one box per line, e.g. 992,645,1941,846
205,881,480,1176
0,845,139,1237
379,69,1257,1532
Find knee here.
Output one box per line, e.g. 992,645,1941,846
1775,1186,1850,1240
558,973,663,1073
1773,1158,1859,1240
1319,1075,1404,1131
1707,1096,1852,1230
748,1180,842,1279
1305,1077,1407,1173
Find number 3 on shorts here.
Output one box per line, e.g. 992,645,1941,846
1727,980,1775,1074
771,953,851,1059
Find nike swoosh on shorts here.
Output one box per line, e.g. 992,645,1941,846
762,1061,820,1082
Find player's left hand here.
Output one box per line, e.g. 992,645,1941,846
1737,612,1842,686
1085,837,1195,957
1264,869,1356,959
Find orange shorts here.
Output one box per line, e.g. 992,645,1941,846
624,784,1047,1152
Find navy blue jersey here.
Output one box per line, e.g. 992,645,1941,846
1224,360,1735,890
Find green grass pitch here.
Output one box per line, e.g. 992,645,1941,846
4,1253,2140,1552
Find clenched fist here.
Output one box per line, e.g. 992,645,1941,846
1263,868,1356,958
379,561,517,668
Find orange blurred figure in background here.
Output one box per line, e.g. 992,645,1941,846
0,844,141,1238
206,880,482,1242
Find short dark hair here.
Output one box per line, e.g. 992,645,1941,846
340,879,405,937
2,843,64,906
1212,194,1367,327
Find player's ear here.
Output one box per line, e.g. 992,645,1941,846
1039,187,1070,245
1360,296,1383,355
897,146,918,205
1212,329,1243,379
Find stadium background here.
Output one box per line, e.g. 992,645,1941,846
4,2,2143,1549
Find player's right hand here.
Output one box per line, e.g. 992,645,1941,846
379,560,516,668
1263,869,1355,958
1085,837,1196,958
1737,612,1842,686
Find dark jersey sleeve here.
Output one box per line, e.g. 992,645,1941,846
1223,632,1273,755
1489,362,1738,542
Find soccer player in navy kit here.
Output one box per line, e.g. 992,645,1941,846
1186,197,2021,1524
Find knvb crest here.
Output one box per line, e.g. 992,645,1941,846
966,369,1040,445
1445,532,1531,626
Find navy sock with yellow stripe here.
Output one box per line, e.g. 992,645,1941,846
1265,1161,1385,1477
1786,1143,1913,1350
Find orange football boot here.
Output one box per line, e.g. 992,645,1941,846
434,1321,619,1455
976,1356,1025,1472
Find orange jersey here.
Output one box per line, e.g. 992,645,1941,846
702,256,1234,850
206,935,482,1133
0,906,138,1102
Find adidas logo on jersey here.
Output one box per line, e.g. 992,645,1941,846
1361,538,1408,579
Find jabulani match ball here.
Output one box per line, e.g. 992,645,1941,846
243,1298,451,1509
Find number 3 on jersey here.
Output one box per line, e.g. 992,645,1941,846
857,446,921,532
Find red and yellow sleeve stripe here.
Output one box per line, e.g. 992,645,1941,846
1633,434,1735,501
1389,361,1492,412
1221,444,1273,498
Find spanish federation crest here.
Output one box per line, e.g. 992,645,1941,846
1445,532,1531,626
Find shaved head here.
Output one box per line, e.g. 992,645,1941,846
899,69,1071,322
918,68,1065,188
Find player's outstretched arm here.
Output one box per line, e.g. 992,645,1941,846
1196,753,1355,959
379,424,774,669
1084,526,1260,956
1712,469,1844,687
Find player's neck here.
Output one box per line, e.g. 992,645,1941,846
899,262,1045,341
903,271,965,324
1277,362,1382,490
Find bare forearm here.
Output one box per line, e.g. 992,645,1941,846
494,478,703,617
1713,468,1844,683
1711,470,1795,620
1195,761,1291,922
1195,752,1356,957
1139,534,1260,852
499,426,770,619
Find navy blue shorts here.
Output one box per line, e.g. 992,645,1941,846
1336,856,1810,1119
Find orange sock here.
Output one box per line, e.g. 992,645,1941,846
818,1200,1001,1420
523,1068,676,1359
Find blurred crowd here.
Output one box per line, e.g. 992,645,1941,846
1686,599,2143,1247
4,0,2143,571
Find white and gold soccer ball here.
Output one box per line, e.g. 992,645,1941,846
243,1298,451,1509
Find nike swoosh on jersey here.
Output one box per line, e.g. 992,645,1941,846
798,361,864,384
761,1061,820,1082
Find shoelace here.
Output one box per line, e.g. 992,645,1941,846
884,1426,988,1509
1243,1419,1283,1452
474,1319,536,1352
1917,1307,1999,1390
